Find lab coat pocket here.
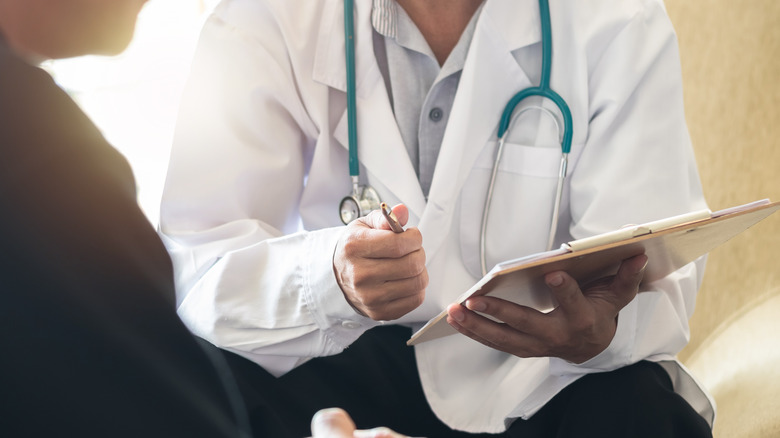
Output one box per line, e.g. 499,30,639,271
459,140,562,279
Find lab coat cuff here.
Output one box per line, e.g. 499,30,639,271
303,227,380,349
548,296,639,376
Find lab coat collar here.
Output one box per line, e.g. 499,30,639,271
312,0,541,95
482,0,543,52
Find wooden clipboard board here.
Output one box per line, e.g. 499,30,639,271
407,200,780,346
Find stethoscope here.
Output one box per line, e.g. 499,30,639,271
337,0,382,225
338,0,573,277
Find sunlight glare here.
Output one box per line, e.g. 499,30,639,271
46,0,220,226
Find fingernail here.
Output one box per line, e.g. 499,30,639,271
465,299,486,312
312,408,342,425
547,273,563,287
449,305,465,322
638,255,649,272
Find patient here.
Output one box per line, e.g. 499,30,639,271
0,1,248,436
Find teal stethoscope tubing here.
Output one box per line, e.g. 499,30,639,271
497,0,573,146
482,0,573,275
343,0,573,276
344,0,360,193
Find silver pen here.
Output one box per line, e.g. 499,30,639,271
380,202,404,233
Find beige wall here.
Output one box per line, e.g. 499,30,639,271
665,2,780,435
664,1,780,362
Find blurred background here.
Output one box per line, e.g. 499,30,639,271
666,1,780,437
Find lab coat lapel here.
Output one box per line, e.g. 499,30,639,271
420,0,542,258
313,0,426,219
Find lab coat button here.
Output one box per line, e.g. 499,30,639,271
342,320,361,329
429,107,443,122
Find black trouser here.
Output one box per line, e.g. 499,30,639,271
216,325,712,438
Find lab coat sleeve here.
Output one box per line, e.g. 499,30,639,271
159,3,379,377
549,1,708,375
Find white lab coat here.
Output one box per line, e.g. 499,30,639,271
160,0,715,432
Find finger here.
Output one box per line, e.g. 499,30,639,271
544,270,589,319
376,248,427,281
344,225,423,259
359,207,391,231
347,249,426,289
311,408,355,438
609,253,648,306
354,427,410,438
463,296,549,334
351,270,427,308
390,204,410,227
361,204,409,231
381,266,429,296
360,291,426,321
446,307,502,350
446,304,547,357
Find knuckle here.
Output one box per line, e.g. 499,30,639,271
364,309,383,320
386,238,404,258
350,298,371,317
351,271,371,289
392,293,426,320
490,329,512,347
360,293,382,309
396,231,423,257
411,289,425,308
341,235,362,256
556,288,579,307
416,269,429,290
572,314,598,336
546,327,569,348
506,311,525,329
404,254,426,278
408,227,423,245
414,249,427,268
383,308,406,321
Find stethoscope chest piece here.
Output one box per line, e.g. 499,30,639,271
339,185,381,224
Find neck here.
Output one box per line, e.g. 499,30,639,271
396,0,483,65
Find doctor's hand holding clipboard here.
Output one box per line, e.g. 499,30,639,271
333,199,648,365
333,204,429,321
446,253,649,364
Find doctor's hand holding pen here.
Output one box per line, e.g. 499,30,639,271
446,253,649,364
334,203,429,321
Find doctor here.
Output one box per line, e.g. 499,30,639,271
161,0,713,436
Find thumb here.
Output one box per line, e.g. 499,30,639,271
390,203,409,226
311,408,356,438
361,203,409,231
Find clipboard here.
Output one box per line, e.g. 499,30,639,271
407,199,780,346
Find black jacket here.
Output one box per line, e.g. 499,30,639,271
0,35,247,437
